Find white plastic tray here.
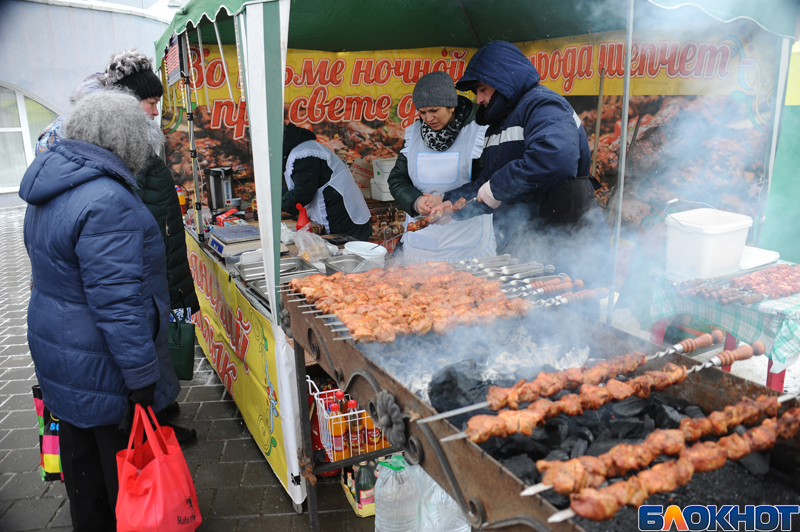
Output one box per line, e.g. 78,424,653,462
739,246,780,270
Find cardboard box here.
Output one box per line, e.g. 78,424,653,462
340,471,375,517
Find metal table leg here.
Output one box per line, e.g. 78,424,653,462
293,341,320,532
766,358,786,392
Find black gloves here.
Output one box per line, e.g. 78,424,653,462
118,382,157,433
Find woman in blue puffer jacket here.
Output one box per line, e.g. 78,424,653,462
19,90,180,531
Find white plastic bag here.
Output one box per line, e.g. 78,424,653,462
294,227,337,263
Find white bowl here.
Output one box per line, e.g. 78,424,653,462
344,241,387,267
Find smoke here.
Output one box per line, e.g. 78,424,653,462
358,305,640,406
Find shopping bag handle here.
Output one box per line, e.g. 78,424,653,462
126,404,170,471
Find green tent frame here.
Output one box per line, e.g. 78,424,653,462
156,0,799,322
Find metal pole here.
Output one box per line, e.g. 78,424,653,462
293,340,319,532
606,0,634,324
755,36,791,246
181,33,204,242
590,68,606,177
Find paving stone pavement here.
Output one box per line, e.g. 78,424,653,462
0,205,373,531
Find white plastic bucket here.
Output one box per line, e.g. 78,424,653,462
344,241,387,268
664,208,753,279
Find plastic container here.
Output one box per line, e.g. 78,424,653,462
344,241,388,268
372,158,397,201
664,208,753,279
374,455,420,532
420,477,470,532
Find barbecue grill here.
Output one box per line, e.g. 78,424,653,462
284,279,800,531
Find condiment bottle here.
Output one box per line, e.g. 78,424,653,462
335,390,348,413
328,403,350,461
355,461,376,508
347,399,366,456
364,411,385,452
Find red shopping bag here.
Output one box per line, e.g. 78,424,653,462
116,405,201,531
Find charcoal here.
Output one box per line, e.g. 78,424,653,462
650,403,680,429
609,418,642,439
528,427,549,441
570,438,589,459
571,426,594,443
586,438,645,457
544,449,570,462
612,396,647,417
642,415,655,435
684,405,705,419
428,359,489,411
570,409,602,428
739,452,770,476
594,427,611,443
734,424,746,436
495,433,549,459
662,404,687,424
540,489,570,508
545,417,569,444
501,454,539,485
560,434,581,452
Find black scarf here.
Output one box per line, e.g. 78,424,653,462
419,98,470,151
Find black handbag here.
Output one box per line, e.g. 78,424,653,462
168,309,195,381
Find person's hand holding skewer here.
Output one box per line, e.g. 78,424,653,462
429,201,453,225
414,193,443,216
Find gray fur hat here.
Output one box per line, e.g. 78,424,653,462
412,71,458,109
104,50,163,100
63,90,150,174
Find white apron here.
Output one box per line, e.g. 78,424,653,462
400,120,496,263
284,140,370,233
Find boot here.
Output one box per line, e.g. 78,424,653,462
160,420,197,444
159,401,180,420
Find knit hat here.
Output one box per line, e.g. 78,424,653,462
104,51,163,100
412,71,457,109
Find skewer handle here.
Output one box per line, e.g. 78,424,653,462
714,341,766,366
678,330,724,353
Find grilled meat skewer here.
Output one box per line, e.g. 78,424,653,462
527,394,778,496
549,407,800,522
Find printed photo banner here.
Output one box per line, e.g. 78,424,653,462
186,236,289,491
163,18,778,144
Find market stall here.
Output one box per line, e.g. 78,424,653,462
154,0,800,528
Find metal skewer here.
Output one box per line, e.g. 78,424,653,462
549,509,575,523
297,304,317,308
440,432,470,442
423,331,726,426
302,309,323,314
333,336,353,341
685,341,765,374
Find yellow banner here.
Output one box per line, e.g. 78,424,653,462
518,19,777,96
186,236,288,490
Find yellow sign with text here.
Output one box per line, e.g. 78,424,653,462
186,236,288,490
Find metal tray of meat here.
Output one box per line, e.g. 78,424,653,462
235,260,266,282
320,254,381,275
279,256,319,284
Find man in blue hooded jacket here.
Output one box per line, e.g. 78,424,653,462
440,41,611,288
